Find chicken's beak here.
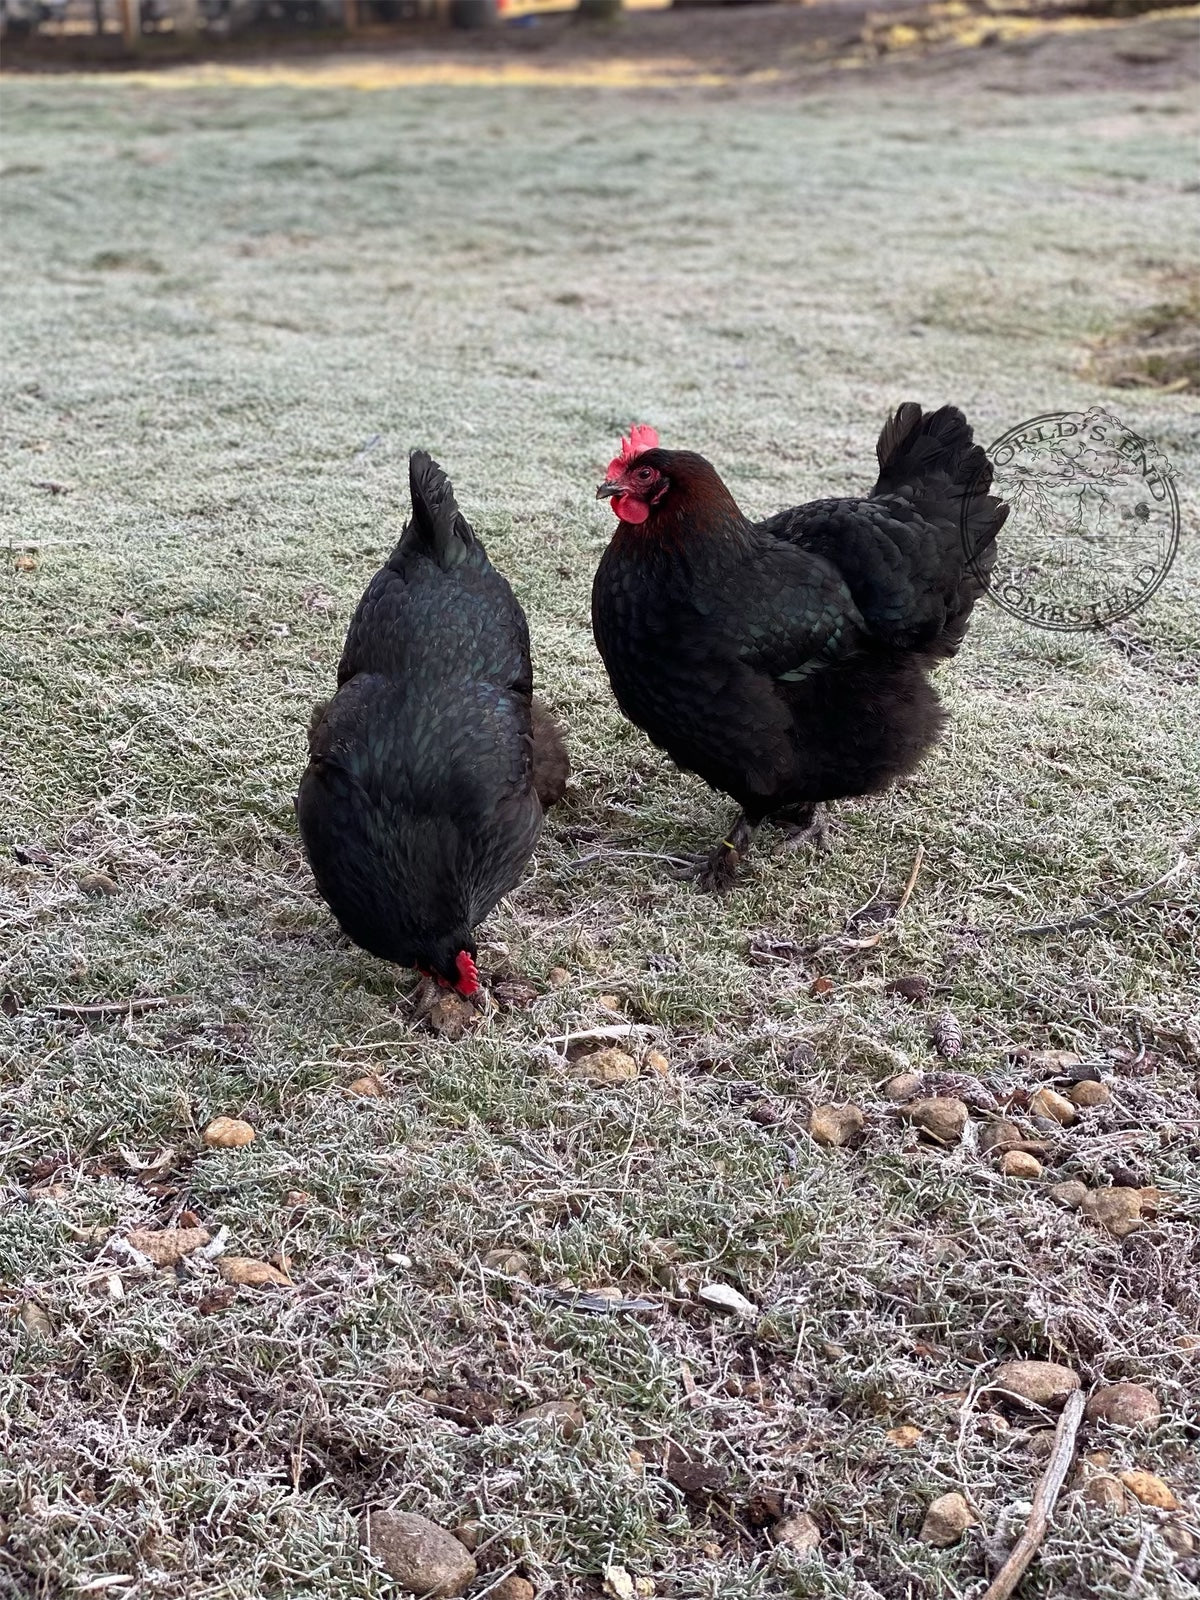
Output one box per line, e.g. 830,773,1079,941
596,481,620,500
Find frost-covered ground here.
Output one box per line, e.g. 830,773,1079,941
2,17,1198,1597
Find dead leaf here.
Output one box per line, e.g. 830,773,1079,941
217,1257,291,1287
125,1226,211,1267
514,1400,584,1438
198,1286,237,1314
491,977,540,1010
886,1425,924,1448
665,1453,728,1498
347,1075,384,1098
426,993,478,1040
118,1145,176,1179
14,844,53,868
537,1286,656,1314
697,1282,756,1317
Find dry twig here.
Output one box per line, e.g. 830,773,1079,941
832,844,926,951
1015,854,1192,936
542,1023,656,1051
41,996,187,1020
979,1389,1085,1600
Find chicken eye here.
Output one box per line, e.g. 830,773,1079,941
636,466,654,481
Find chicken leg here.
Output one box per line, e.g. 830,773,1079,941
674,812,757,893
779,802,831,853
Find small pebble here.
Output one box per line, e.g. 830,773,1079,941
1081,1188,1144,1239
1067,1079,1110,1108
202,1117,255,1149
772,1511,821,1555
882,1072,923,1101
1000,1150,1042,1179
980,1118,1046,1156
1118,1470,1178,1510
1029,1087,1076,1126
1084,1382,1161,1428
482,1247,531,1278
1079,1472,1127,1510
902,1096,968,1144
1163,1525,1195,1557
809,1103,864,1148
361,1510,476,1596
569,1048,638,1085
991,1360,1080,1410
79,872,118,897
919,1492,975,1546
489,1579,535,1600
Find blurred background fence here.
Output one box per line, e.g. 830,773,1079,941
0,0,688,45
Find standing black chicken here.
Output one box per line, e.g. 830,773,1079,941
591,405,1007,889
297,452,569,992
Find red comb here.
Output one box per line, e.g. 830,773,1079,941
455,950,480,997
606,423,659,479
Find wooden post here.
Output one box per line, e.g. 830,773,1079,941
120,0,142,46
176,0,198,38
343,0,357,28
93,0,105,33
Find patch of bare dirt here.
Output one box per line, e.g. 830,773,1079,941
1086,273,1200,392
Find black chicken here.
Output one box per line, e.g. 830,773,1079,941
591,405,1007,889
297,452,569,991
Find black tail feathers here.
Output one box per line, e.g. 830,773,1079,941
406,450,474,569
874,402,1009,575
875,403,981,494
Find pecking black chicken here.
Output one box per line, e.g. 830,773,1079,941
591,405,1007,889
297,452,569,992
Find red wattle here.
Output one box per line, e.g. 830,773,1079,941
613,494,649,524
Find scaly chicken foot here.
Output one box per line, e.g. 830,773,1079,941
778,802,831,854
673,812,757,893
